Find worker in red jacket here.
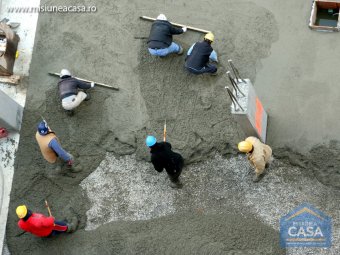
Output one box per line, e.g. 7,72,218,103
16,205,75,237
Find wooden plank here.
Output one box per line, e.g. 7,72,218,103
316,0,340,3
312,2,318,25
310,24,339,31
140,16,211,34
0,75,20,85
317,1,338,9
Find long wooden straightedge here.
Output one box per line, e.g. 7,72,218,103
48,72,119,90
140,16,211,34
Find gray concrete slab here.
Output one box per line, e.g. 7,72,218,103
0,90,23,131
5,0,340,254
250,0,340,153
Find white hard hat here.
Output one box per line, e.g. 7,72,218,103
156,14,167,21
60,69,71,77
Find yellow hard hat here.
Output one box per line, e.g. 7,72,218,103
204,32,214,42
16,205,28,219
238,141,253,153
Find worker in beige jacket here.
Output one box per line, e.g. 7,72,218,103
238,136,272,182
35,120,82,174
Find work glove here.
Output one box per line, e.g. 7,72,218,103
67,154,74,166
182,27,187,33
91,82,95,88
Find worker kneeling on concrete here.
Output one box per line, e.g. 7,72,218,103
146,135,184,188
58,69,94,114
16,205,76,237
185,32,218,75
147,14,187,57
35,121,82,173
238,136,272,182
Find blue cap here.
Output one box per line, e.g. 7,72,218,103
37,121,49,135
146,135,157,147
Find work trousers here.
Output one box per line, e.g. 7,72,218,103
61,91,87,110
185,63,217,74
50,220,68,236
254,157,273,176
148,42,181,57
166,159,183,183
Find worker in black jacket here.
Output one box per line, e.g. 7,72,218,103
146,135,184,188
147,14,187,57
58,69,95,114
185,32,218,75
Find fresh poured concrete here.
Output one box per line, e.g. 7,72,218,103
4,0,340,254
252,0,340,153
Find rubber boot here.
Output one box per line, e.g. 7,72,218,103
66,223,75,233
66,217,79,233
65,110,74,116
84,92,91,101
69,164,83,173
177,46,183,55
169,178,183,189
253,174,263,183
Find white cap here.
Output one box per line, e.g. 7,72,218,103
60,69,71,77
156,14,167,21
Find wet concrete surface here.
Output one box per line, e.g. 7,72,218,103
5,0,340,254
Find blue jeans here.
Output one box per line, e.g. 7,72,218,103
148,42,181,57
185,63,217,74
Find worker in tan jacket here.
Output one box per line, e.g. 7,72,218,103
238,136,272,182
35,121,82,174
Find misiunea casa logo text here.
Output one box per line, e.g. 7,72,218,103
280,203,332,248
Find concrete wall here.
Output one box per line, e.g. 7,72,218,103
0,89,23,131
231,79,268,142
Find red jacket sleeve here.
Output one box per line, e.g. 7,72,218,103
41,216,55,227
18,220,29,231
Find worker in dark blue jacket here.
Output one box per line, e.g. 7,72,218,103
147,14,187,57
185,32,218,75
58,69,95,114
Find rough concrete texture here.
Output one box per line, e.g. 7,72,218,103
5,0,340,254
2,240,9,255
7,212,284,255
0,90,23,131
80,153,340,254
254,0,340,153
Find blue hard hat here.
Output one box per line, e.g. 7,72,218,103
146,135,157,147
37,121,49,135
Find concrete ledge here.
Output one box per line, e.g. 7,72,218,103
0,89,23,131
0,0,40,253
